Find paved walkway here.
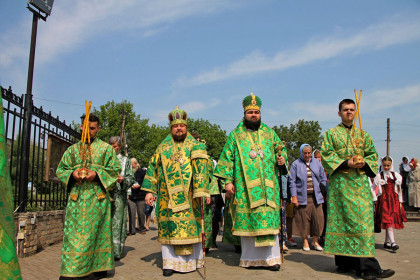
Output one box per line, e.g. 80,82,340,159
19,222,420,280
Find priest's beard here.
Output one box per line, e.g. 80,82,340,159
244,118,261,131
172,132,187,142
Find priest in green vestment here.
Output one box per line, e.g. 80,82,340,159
214,93,287,271
108,136,136,260
142,107,210,277
321,98,394,280
190,133,216,251
57,114,121,278
0,93,22,280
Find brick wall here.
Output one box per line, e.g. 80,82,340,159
15,210,65,257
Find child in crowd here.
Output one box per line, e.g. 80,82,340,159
372,156,407,251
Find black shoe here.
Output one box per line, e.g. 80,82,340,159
93,271,107,279
362,269,395,280
391,243,399,251
269,264,280,271
163,269,174,277
384,242,391,249
377,269,395,279
337,266,351,274
114,256,121,261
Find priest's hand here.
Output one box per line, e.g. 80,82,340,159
205,197,211,205
117,176,124,183
145,193,155,206
292,196,299,207
348,156,365,169
72,169,83,182
225,183,235,199
85,170,97,182
276,155,286,166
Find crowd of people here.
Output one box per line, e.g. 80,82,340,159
42,94,420,280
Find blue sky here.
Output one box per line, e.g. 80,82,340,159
1,0,420,165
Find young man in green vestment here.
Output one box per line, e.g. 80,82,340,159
0,94,22,280
57,114,121,279
214,93,288,271
321,99,395,280
109,136,136,260
142,107,211,277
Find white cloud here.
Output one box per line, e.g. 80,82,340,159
269,84,420,128
181,101,205,114
150,98,221,123
181,98,221,114
0,0,239,68
174,13,420,88
363,84,420,112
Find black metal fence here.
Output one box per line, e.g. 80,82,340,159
1,86,80,212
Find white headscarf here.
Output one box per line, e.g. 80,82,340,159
378,156,395,176
372,156,403,202
402,156,411,172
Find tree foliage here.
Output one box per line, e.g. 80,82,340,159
92,101,168,167
273,119,323,164
188,118,227,160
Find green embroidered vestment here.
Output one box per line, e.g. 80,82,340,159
0,92,22,280
142,133,210,250
321,124,378,257
56,138,121,277
214,121,287,239
111,154,135,258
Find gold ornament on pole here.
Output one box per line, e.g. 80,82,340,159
351,89,365,165
78,100,92,179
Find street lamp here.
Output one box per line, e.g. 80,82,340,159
27,0,54,21
18,0,54,212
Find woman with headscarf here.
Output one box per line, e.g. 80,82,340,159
289,144,328,251
399,157,411,203
372,156,407,251
407,158,420,210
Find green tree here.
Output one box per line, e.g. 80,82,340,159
188,118,227,160
139,124,169,167
92,101,153,166
273,119,322,164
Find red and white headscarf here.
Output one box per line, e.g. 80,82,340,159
410,158,418,169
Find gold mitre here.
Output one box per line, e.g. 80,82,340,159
242,92,262,112
168,106,188,127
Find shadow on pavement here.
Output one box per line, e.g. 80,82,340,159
141,251,162,269
205,241,240,267
375,242,397,254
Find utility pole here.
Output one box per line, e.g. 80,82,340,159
386,118,390,157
